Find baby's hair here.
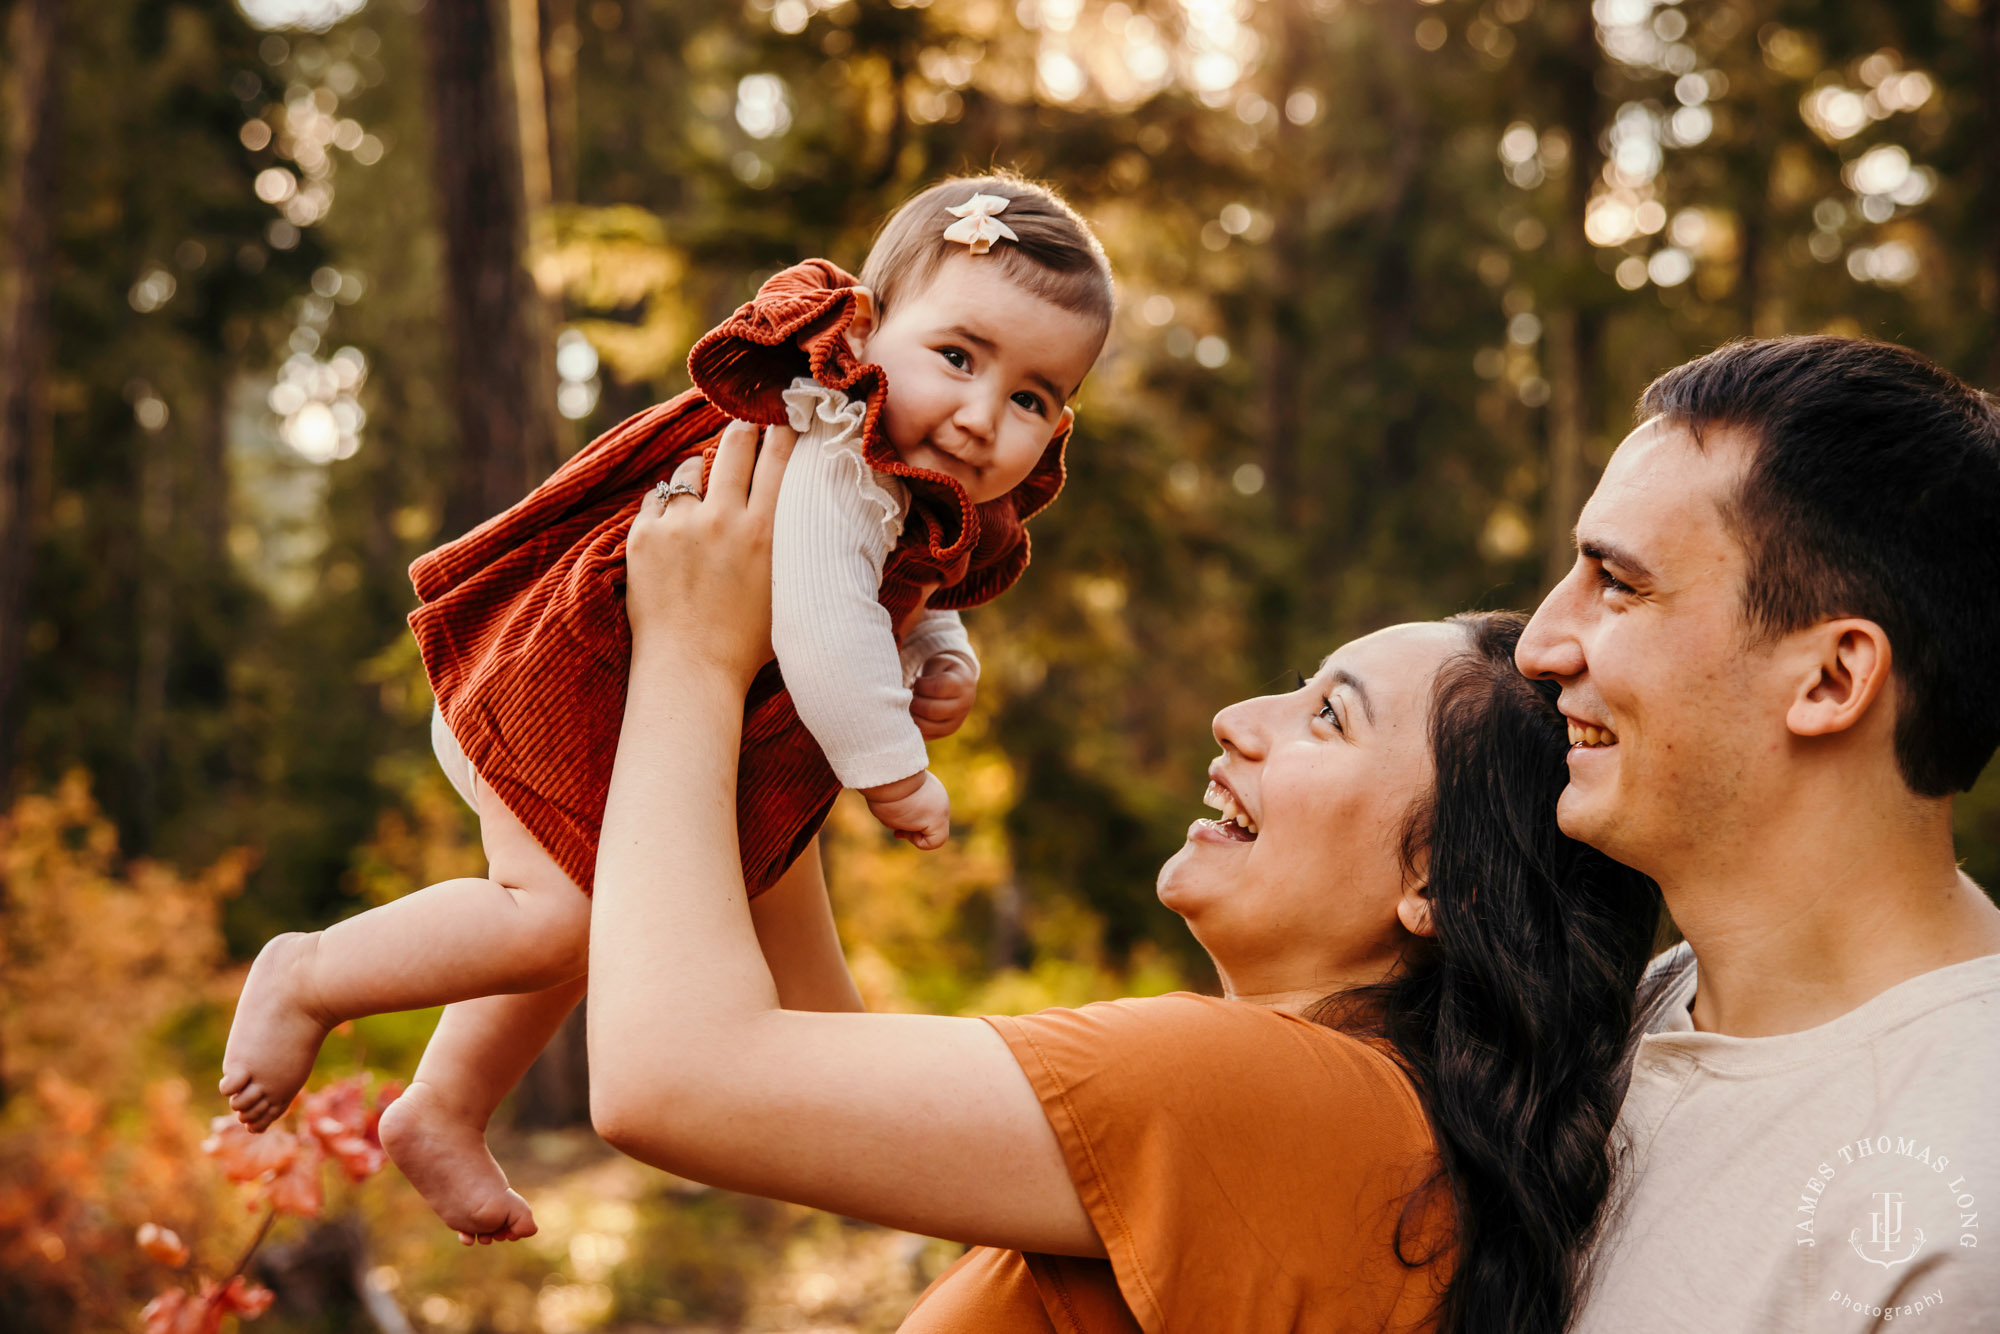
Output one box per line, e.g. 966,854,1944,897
859,171,1114,347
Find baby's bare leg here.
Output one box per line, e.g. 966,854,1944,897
378,979,585,1244
370,769,590,1242
220,767,589,1131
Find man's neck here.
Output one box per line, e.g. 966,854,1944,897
1661,789,2000,1038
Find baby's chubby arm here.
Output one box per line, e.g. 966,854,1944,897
769,394,950,845
898,607,979,741
858,770,950,850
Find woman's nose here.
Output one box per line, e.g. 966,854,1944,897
1212,694,1272,761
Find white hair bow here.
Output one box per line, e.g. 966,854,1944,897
942,193,1020,255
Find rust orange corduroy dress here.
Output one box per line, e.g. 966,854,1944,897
407,259,1069,896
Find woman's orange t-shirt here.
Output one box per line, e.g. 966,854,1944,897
900,993,1452,1334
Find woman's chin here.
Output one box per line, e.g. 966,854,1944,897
1156,832,1245,919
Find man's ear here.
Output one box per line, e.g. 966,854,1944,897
1786,618,1893,739
1396,881,1436,940
843,286,878,359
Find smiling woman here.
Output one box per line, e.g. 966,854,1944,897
585,427,1663,1334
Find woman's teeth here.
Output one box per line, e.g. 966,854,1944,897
1567,723,1618,747
1203,783,1259,836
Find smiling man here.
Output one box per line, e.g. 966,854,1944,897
1519,336,2000,1332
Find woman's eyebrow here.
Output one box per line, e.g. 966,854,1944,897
1312,657,1376,725
1331,670,1375,724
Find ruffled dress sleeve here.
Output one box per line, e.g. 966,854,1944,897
770,378,932,790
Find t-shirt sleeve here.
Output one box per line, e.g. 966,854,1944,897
985,993,1448,1334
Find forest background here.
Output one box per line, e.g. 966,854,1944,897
3,0,1998,1329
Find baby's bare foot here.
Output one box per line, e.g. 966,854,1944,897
219,932,338,1132
378,1081,537,1245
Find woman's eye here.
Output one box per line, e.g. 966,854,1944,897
938,347,968,370
1012,390,1048,417
1316,697,1344,732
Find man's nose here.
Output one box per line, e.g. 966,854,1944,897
1517,565,1587,681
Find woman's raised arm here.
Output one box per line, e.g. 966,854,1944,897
586,421,1102,1258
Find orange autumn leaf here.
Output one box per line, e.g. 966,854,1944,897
141,1277,276,1334
300,1076,397,1182
136,1222,190,1267
213,1275,275,1318
264,1136,325,1218
140,1287,219,1334
365,1080,404,1140
199,1119,301,1186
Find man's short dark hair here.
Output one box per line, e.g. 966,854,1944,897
1640,335,2000,797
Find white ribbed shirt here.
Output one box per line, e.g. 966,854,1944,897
430,378,973,813
769,378,975,790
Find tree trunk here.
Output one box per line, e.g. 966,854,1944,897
421,0,562,540
1982,0,2000,385
1542,0,1605,584
132,428,174,845
541,0,580,205
0,0,61,781
511,1000,591,1128
1258,0,1309,535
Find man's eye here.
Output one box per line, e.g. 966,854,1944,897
1012,390,1047,417
939,347,968,370
1596,566,1635,596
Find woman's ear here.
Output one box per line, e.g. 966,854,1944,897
1396,882,1436,939
844,286,878,359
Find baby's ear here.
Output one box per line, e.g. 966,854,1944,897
1057,405,1075,435
844,286,878,358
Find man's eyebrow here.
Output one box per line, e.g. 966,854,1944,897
1578,536,1656,583
1312,656,1376,725
943,324,1073,404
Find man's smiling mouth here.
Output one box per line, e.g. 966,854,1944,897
1566,721,1618,748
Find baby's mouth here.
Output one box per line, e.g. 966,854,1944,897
1202,781,1259,840
1566,721,1618,748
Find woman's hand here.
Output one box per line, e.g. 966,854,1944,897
625,420,795,685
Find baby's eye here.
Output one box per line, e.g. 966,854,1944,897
938,347,969,370
1012,390,1048,417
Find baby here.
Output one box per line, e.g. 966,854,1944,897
218,174,1114,1242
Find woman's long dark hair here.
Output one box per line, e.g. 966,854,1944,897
1316,611,1662,1334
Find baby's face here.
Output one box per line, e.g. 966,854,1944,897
850,256,1103,504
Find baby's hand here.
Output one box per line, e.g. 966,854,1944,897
911,656,977,740
862,770,951,850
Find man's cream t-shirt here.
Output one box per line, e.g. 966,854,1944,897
1577,946,2000,1332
